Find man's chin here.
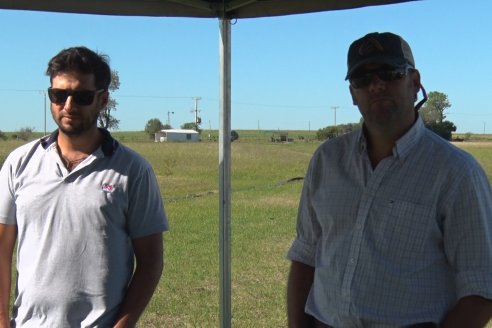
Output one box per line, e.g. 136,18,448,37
57,124,85,137
56,119,97,137
369,99,395,111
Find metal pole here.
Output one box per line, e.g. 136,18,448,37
218,18,231,328
331,106,338,127
331,106,339,135
44,91,47,135
194,97,201,130
167,111,174,126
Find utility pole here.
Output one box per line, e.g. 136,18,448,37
44,91,47,135
331,106,339,127
331,106,339,135
167,111,174,127
39,90,47,135
192,96,202,131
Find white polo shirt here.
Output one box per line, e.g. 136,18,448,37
0,129,168,327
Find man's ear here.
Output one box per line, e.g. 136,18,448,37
98,91,109,111
349,85,358,105
411,69,421,95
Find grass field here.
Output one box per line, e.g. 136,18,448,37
1,132,492,327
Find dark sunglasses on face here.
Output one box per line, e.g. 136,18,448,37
349,65,413,89
47,87,104,106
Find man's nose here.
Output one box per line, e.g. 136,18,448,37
368,75,386,92
63,96,75,112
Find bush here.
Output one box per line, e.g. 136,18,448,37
316,122,362,141
231,130,239,142
16,127,35,141
425,121,457,141
316,126,337,140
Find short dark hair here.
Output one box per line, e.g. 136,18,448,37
46,46,111,90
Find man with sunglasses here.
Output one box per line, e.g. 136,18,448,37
0,47,168,327
287,32,492,327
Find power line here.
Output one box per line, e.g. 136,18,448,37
0,89,44,92
117,95,195,99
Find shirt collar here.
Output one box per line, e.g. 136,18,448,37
357,115,425,160
393,115,425,159
40,128,119,157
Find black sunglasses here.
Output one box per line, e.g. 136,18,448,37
47,87,104,106
349,65,413,89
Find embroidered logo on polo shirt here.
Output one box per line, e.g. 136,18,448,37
102,183,116,192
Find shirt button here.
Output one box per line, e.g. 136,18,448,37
349,258,355,264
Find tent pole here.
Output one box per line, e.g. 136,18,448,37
218,18,232,328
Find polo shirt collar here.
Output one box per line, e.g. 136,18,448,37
40,128,119,157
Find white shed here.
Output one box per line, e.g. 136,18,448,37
155,129,200,142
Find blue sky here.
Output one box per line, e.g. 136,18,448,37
0,0,491,133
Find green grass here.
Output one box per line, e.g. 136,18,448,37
454,142,492,182
129,140,315,327
1,134,492,327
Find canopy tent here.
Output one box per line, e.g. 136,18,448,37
0,0,415,18
0,1,417,326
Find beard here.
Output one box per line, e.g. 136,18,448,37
52,110,100,137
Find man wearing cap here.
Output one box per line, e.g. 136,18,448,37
287,32,492,327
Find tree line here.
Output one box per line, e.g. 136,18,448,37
1,74,456,143
316,91,456,141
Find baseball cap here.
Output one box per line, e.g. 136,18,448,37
345,32,415,80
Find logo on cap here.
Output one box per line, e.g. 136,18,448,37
358,38,384,56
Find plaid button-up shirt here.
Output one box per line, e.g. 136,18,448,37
288,117,492,327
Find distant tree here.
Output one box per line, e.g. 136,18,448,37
162,124,172,130
316,122,361,140
98,70,120,130
337,122,362,134
426,121,457,141
17,127,35,141
181,122,201,133
420,91,451,124
0,130,7,141
419,91,456,141
317,126,338,140
145,118,164,138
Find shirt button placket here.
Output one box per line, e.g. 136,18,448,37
340,189,371,313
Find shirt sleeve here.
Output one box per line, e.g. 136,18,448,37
287,154,322,267
126,161,169,239
0,153,17,225
443,161,492,300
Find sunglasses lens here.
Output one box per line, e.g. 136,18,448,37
350,68,408,89
350,76,371,89
47,88,99,106
48,89,69,104
73,91,95,106
378,70,406,82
